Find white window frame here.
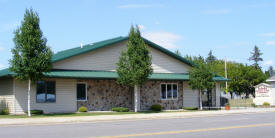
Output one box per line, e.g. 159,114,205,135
77,82,87,101
160,83,178,100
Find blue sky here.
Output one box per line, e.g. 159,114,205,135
0,0,275,70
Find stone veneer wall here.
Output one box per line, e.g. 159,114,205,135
77,80,132,111
77,80,184,111
140,81,183,110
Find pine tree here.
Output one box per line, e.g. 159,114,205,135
175,50,181,56
116,25,153,112
9,8,52,116
268,66,274,77
249,45,263,69
206,50,216,64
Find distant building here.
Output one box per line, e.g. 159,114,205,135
253,77,275,106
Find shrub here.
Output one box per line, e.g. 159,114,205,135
251,103,257,107
263,102,270,107
112,107,129,112
78,106,88,112
150,104,162,111
1,109,9,115
182,107,198,110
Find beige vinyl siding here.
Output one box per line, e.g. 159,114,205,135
183,81,199,107
53,41,127,71
53,41,192,73
13,78,77,114
0,78,14,113
150,47,192,73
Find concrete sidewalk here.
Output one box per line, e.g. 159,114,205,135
0,108,274,126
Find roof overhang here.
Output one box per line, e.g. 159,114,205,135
0,69,229,81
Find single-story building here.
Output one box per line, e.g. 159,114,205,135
0,36,228,114
253,76,275,106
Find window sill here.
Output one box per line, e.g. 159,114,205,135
161,98,178,100
77,100,87,102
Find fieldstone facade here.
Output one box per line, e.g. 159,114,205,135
77,79,184,111
140,81,183,110
77,80,132,111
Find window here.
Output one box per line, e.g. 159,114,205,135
77,83,87,101
161,83,178,100
36,81,56,103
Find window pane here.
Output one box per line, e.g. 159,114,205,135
161,84,166,99
36,81,46,103
77,84,86,100
46,82,56,102
173,84,178,99
167,84,172,99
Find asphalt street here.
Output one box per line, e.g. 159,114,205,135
0,112,275,138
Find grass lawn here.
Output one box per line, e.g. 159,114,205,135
0,110,196,119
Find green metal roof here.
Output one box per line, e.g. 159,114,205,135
0,69,229,81
52,36,128,62
0,36,229,81
52,36,195,67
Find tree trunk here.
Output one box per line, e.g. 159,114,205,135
27,79,31,117
230,92,233,99
134,84,140,112
199,90,202,110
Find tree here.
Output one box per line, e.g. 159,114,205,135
175,50,181,56
9,8,52,116
189,63,215,110
184,55,205,65
249,45,263,69
266,66,274,78
116,25,153,112
206,50,216,64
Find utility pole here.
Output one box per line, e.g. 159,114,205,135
225,57,228,94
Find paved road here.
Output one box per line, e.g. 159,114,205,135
0,112,275,138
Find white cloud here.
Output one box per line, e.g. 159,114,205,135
0,64,5,69
264,60,273,66
0,21,20,32
117,4,163,9
202,9,231,15
142,31,182,49
266,41,275,45
137,25,146,30
259,33,275,37
154,21,160,25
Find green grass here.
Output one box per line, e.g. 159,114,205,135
0,110,194,119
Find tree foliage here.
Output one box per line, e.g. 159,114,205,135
175,50,181,56
206,50,216,64
187,52,267,98
9,8,52,82
189,63,215,109
189,63,215,91
249,45,263,69
116,25,153,86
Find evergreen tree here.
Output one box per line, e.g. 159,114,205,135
9,8,52,116
206,50,216,64
265,66,274,78
189,63,215,110
175,50,181,56
116,25,153,112
249,45,263,69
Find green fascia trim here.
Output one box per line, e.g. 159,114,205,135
51,36,196,67
0,69,228,81
0,68,15,77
